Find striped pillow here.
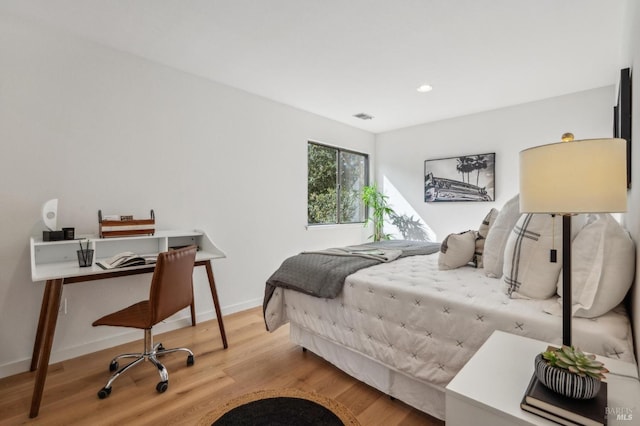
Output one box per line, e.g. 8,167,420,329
503,214,562,299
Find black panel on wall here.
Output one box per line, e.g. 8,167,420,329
614,68,632,188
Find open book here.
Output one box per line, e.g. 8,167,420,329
96,251,157,270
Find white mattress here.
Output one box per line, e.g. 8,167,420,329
265,253,636,388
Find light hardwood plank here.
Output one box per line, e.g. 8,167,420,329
0,307,443,426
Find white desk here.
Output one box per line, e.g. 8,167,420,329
28,230,227,418
446,331,640,426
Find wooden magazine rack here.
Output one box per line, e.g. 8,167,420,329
98,209,155,238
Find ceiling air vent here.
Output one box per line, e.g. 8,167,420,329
353,113,374,120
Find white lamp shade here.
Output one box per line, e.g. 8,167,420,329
520,138,627,214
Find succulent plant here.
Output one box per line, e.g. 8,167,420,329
542,346,609,380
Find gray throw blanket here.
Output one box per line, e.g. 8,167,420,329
263,240,440,323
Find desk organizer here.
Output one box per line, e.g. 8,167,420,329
98,209,155,238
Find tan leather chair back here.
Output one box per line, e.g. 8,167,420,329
149,245,197,324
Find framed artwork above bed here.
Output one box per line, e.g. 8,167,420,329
424,153,495,202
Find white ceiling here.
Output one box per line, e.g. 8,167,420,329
1,0,628,133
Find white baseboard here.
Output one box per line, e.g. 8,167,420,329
0,298,262,379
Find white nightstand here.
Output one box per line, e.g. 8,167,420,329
445,331,640,426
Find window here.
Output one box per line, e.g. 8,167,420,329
308,142,368,225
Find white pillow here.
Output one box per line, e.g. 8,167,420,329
503,214,562,299
438,230,477,270
557,214,635,318
474,208,499,268
483,195,521,278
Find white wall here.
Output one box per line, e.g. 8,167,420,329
0,15,374,377
1,7,636,380
376,87,616,241
620,0,640,371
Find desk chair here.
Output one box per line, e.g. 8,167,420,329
92,245,198,399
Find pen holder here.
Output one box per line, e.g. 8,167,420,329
77,249,94,267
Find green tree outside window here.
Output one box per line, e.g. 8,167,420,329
308,142,368,225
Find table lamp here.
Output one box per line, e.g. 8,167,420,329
519,134,627,346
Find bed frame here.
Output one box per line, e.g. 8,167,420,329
289,262,639,421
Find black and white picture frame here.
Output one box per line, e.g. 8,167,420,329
424,153,495,202
614,67,632,188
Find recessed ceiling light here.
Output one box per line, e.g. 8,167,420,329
417,84,433,93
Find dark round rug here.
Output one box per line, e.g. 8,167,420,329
199,389,360,426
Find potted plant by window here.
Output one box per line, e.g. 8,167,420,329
362,184,396,242
534,346,609,399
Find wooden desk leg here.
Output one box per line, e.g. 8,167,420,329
30,278,63,418
189,302,197,326
205,261,228,349
30,281,54,371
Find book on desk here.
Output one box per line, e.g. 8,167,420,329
96,251,157,270
520,373,607,426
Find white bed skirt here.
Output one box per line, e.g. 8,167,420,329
290,323,447,420
269,254,635,421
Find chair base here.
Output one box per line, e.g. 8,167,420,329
97,329,194,399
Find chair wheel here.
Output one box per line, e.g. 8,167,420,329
157,343,165,351
109,361,119,372
156,381,168,393
187,354,194,366
97,387,112,399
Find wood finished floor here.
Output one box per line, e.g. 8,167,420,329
0,307,444,425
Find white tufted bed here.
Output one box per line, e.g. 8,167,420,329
264,251,637,420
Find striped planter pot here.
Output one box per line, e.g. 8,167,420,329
534,354,601,399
